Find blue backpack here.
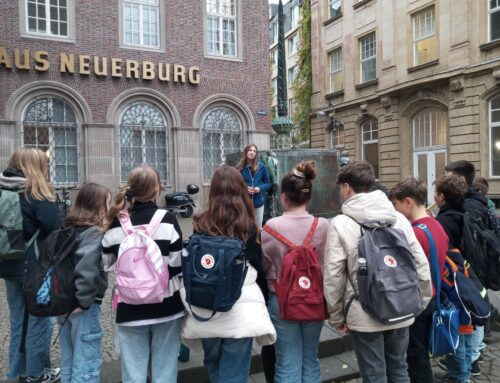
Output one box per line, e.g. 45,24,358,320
182,234,247,322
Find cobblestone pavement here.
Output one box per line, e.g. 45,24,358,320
0,218,194,380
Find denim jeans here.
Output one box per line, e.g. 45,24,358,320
117,318,182,383
5,279,52,379
351,327,411,383
59,304,102,383
471,326,484,363
267,292,323,383
446,333,473,383
202,337,253,383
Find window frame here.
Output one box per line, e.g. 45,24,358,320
489,0,500,42
271,49,278,69
412,107,447,151
290,4,299,29
328,0,342,19
412,5,437,67
328,47,343,93
20,0,75,42
360,118,379,178
288,33,299,57
359,32,377,84
122,0,160,49
489,94,500,178
288,65,297,88
205,0,240,59
331,124,345,149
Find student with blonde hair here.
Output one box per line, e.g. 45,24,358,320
102,165,184,383
0,147,62,383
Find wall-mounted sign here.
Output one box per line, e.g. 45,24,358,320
0,47,200,85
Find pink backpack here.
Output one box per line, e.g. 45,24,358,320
114,209,169,306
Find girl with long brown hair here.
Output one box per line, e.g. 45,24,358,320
58,182,110,383
181,166,276,383
102,165,184,383
237,144,271,227
0,147,61,383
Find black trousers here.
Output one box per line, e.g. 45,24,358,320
406,298,436,383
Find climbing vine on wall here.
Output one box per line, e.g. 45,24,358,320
292,0,312,145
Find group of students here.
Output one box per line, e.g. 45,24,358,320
0,145,498,383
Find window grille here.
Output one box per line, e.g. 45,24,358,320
123,0,159,47
27,0,68,36
23,97,78,185
207,0,237,57
412,6,437,66
120,102,168,182
329,47,343,93
360,33,376,83
361,118,379,178
203,107,241,181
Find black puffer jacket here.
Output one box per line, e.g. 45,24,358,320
0,167,61,280
436,197,465,249
463,187,489,227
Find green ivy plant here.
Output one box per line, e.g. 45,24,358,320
292,0,312,146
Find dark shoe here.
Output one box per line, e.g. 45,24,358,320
471,360,481,376
437,357,449,371
434,371,458,382
477,353,485,364
25,368,61,383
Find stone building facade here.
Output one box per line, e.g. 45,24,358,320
0,0,271,205
310,0,500,203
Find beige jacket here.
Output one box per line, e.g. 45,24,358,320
323,190,432,332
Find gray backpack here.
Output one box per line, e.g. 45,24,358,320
345,219,424,325
0,189,39,261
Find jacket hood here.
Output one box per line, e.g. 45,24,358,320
0,167,26,191
466,187,488,207
341,190,397,226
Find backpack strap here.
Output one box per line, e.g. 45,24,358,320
118,210,134,235
146,209,167,237
303,217,319,247
262,225,297,248
414,223,441,310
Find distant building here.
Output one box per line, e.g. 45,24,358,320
309,0,500,203
0,0,271,205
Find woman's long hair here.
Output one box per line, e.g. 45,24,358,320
64,183,111,228
9,147,54,201
104,165,161,231
237,144,259,173
194,166,257,241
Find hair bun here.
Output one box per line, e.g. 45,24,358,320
295,161,316,181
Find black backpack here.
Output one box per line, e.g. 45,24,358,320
460,211,500,291
24,228,80,317
345,219,424,325
182,233,247,322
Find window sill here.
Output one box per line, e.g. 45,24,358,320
20,33,74,44
353,0,374,10
407,59,439,73
479,39,500,52
323,13,343,27
204,54,243,63
355,78,378,90
119,44,164,53
325,90,344,100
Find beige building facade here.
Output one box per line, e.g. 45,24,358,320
310,0,500,203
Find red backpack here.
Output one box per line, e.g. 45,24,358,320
263,217,328,322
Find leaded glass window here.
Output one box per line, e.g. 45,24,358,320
27,0,68,37
203,108,241,181
23,97,78,185
120,102,168,182
361,118,379,178
206,0,237,57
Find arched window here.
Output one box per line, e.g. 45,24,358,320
23,97,78,185
120,102,168,182
490,94,500,177
361,118,379,178
202,107,241,181
412,107,448,203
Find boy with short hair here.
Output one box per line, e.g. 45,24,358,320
323,161,432,383
389,177,449,383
